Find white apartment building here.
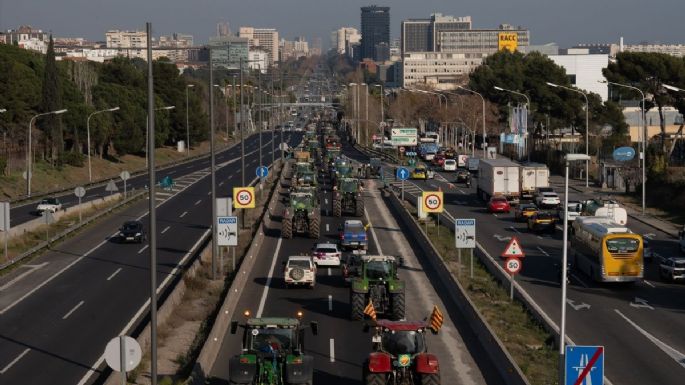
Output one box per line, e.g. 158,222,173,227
331,27,361,55
105,30,148,48
18,38,47,54
248,50,269,73
548,54,609,101
623,44,685,58
239,27,279,66
402,52,481,90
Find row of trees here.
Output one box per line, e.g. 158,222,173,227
0,37,209,173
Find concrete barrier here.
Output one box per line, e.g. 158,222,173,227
384,191,531,385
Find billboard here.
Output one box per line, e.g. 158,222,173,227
498,33,518,52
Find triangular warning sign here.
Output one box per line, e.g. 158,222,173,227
501,236,525,258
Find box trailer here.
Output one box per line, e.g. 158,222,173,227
519,163,550,200
477,158,520,203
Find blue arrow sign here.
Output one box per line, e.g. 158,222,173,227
256,166,269,178
565,346,604,385
396,167,409,181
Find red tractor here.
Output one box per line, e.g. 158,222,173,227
362,320,440,385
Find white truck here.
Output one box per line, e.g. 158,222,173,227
477,158,520,203
581,199,628,225
519,163,550,200
467,156,480,173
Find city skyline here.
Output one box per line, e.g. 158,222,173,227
1,0,683,48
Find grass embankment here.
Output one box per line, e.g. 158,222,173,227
404,202,558,385
0,134,233,200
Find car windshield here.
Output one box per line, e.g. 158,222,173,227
41,198,57,204
414,168,425,172
537,213,554,220
316,248,337,254
122,222,140,231
288,260,311,268
249,328,293,353
366,261,391,279
382,330,425,356
492,198,507,203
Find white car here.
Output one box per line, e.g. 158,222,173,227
312,243,341,266
442,159,457,172
536,192,560,208
558,201,583,222
284,256,316,288
36,197,63,214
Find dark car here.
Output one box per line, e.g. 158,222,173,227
527,212,557,234
456,169,471,183
118,220,146,243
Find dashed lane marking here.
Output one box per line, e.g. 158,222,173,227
179,211,188,218
161,226,170,234
0,349,30,374
62,300,84,320
106,268,122,281
256,237,283,318
137,245,149,254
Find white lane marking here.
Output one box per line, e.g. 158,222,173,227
364,208,383,255
195,199,202,206
328,295,333,311
106,268,122,281
0,348,30,374
329,338,335,362
137,245,149,254
326,224,329,232
570,273,590,288
644,280,655,288
0,237,109,315
459,189,466,194
0,262,49,291
537,247,549,256
492,214,498,217
161,226,171,234
509,226,520,234
257,237,283,318
207,191,211,196
324,199,328,204
167,170,176,175
328,268,331,276
179,211,188,218
614,309,685,369
62,300,85,320
219,182,224,187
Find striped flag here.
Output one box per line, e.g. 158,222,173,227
429,305,443,333
364,299,377,321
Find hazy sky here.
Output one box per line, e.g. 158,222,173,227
1,0,683,48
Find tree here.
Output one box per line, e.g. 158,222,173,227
39,35,64,164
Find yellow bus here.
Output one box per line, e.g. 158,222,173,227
571,217,643,283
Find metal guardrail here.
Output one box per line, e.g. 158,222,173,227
353,143,400,164
0,191,146,271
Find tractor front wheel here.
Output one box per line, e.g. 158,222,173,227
351,292,366,320
390,291,405,320
282,218,293,239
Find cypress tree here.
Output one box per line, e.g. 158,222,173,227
39,34,63,164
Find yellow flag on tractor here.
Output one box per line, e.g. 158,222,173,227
429,305,443,333
364,299,377,321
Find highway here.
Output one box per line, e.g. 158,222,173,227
7,132,280,229
0,131,301,385
208,140,493,385
383,159,685,385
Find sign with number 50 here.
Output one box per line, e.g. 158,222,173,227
233,187,255,209
421,191,443,213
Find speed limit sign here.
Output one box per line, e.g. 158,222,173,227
421,191,443,213
233,187,255,209
504,257,522,275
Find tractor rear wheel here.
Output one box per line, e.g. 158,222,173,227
365,372,386,385
390,292,405,320
282,218,293,239
333,198,342,217
309,216,320,239
420,373,440,385
351,292,366,320
355,198,365,217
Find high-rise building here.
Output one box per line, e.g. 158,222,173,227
105,30,148,48
216,22,230,37
209,35,249,69
331,27,361,56
280,36,310,61
360,5,390,61
401,14,471,53
239,27,280,66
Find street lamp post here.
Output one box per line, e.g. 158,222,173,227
455,86,487,157
146,106,175,168
602,80,646,215
374,84,384,149
494,86,531,161
27,109,68,196
559,153,591,384
186,84,195,156
86,107,119,182
547,82,590,187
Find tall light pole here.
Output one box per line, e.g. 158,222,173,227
374,84,385,149
559,153,591,385
27,109,68,196
146,106,175,168
185,84,194,156
494,86,531,160
456,86,487,157
86,106,119,182
547,82,590,187
209,48,217,280
602,80,646,215
349,83,359,144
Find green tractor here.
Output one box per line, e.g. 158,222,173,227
293,170,318,189
228,315,319,385
350,255,406,321
282,192,320,239
333,177,364,217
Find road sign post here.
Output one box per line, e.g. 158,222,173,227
504,257,522,300
455,219,476,278
256,166,268,198
105,179,118,195
422,191,444,236
105,335,142,385
564,346,604,385
120,171,130,198
391,128,418,147
1,202,9,262
396,167,409,201
74,186,86,223
233,187,255,230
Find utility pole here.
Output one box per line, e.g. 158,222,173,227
258,68,262,169
271,68,275,166
240,58,245,187
209,48,217,280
